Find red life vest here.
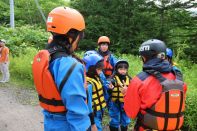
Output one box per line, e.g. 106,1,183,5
103,54,113,77
32,49,76,113
139,70,185,130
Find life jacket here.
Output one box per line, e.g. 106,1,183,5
138,69,185,131
32,48,76,113
111,75,130,103
86,76,106,111
103,54,113,77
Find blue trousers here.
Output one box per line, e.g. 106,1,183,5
109,101,131,128
94,109,104,131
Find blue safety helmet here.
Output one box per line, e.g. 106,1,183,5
83,52,103,72
166,48,173,59
83,50,98,57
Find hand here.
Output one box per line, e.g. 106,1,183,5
108,83,114,89
91,124,98,131
120,80,128,96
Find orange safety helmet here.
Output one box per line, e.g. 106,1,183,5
98,36,110,45
47,7,85,35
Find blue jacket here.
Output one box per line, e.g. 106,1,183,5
108,53,117,68
43,56,90,131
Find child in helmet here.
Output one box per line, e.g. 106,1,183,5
83,52,107,131
108,60,131,131
166,48,180,71
84,50,114,106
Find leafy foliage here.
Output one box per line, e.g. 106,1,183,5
0,25,49,56
70,0,197,62
0,0,69,26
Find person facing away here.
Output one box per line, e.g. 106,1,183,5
32,7,90,131
108,60,131,131
124,39,187,131
83,52,107,131
0,39,10,83
97,36,117,78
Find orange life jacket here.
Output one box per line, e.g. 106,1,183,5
139,70,185,131
32,49,76,113
103,54,113,77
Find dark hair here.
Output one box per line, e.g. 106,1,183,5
87,66,97,78
87,60,103,78
46,32,84,63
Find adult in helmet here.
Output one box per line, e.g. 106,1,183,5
32,7,90,131
0,39,10,83
124,39,187,131
97,36,117,78
83,53,107,131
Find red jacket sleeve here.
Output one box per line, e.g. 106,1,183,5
124,77,142,119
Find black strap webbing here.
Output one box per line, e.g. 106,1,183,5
50,52,68,62
175,91,184,129
39,95,64,106
145,109,184,118
163,92,169,130
104,68,113,71
59,63,77,94
47,46,69,62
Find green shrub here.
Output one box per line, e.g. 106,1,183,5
182,89,197,131
0,25,49,56
10,47,38,84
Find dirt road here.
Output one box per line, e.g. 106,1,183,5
0,83,43,131
0,83,112,131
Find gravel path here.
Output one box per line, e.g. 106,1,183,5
0,83,43,131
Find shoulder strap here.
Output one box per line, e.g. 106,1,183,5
172,69,183,81
47,46,68,62
59,62,77,94
144,70,166,82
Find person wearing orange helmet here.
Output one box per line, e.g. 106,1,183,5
32,7,90,131
97,36,117,78
97,36,117,111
